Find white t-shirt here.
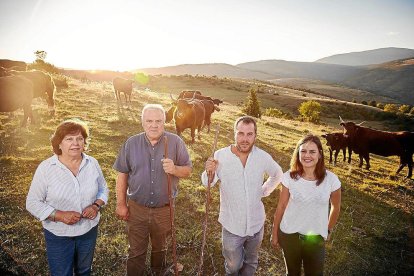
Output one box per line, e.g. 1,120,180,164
279,170,341,239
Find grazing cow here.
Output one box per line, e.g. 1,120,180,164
321,132,351,165
0,75,34,126
340,119,414,178
113,77,134,102
11,70,55,115
178,90,224,106
169,94,205,143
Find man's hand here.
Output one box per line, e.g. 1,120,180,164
55,211,81,225
116,204,129,221
270,233,280,249
205,157,218,175
162,158,176,174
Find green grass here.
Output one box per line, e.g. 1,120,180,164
0,76,413,275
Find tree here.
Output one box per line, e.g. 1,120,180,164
298,100,321,123
34,50,47,61
361,100,368,105
242,88,262,118
369,100,377,107
410,107,414,115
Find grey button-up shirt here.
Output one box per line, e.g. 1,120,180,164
114,131,191,207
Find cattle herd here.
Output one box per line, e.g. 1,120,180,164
0,60,55,126
1,59,413,179
322,117,414,178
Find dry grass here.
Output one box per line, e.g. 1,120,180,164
1,76,413,275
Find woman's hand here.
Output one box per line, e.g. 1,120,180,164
271,232,280,249
81,205,99,220
55,211,81,225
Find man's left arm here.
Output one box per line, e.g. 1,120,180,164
262,156,283,197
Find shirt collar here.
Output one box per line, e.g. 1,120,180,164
144,132,165,147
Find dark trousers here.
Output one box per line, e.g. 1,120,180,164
126,200,171,276
278,229,325,276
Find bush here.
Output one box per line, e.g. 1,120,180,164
361,100,368,105
264,108,292,119
399,105,410,113
383,103,399,113
369,100,377,107
298,100,321,123
241,88,262,118
376,102,384,109
27,59,60,74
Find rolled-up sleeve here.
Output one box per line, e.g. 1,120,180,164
26,164,54,221
94,161,109,204
261,155,283,197
113,142,130,173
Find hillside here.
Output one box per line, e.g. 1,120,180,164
315,47,414,66
0,75,413,275
342,58,414,104
136,63,275,80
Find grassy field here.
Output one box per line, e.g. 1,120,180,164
1,76,413,275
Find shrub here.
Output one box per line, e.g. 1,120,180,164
361,100,368,105
298,100,321,123
383,103,399,113
369,100,377,107
264,108,292,119
399,104,410,113
376,102,384,109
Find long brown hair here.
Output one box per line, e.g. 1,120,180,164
290,134,326,185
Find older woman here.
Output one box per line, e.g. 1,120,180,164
271,134,341,275
26,119,109,276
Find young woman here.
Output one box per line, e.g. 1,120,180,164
271,134,341,275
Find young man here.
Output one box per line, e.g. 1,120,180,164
114,104,192,275
202,116,283,275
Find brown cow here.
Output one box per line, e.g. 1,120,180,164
11,70,55,115
113,77,134,102
200,99,220,133
168,94,205,143
0,75,34,126
321,132,351,165
178,90,223,106
340,119,414,178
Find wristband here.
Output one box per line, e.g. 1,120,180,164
93,202,101,210
50,209,57,222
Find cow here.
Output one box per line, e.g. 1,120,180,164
178,90,223,106
340,118,414,178
321,132,351,165
168,94,205,143
113,77,134,102
200,99,220,133
0,75,34,126
11,70,55,115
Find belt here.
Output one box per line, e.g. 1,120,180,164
149,203,170,208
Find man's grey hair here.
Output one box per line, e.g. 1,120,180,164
141,104,166,122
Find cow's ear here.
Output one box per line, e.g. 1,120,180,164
340,122,345,126
321,134,327,138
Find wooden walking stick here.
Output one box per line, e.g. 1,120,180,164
197,124,220,276
164,136,179,276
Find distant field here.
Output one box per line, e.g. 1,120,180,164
0,76,413,275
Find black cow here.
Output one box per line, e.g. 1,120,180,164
321,132,351,165
340,119,414,178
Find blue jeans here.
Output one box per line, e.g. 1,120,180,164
222,226,264,276
43,225,98,276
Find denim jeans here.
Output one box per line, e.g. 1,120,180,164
43,225,98,276
278,229,325,276
222,226,264,276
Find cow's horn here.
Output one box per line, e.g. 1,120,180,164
358,121,365,126
339,116,345,123
191,92,196,100
170,93,177,101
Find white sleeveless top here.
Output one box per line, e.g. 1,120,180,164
279,170,341,239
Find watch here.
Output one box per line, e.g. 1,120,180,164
93,202,101,211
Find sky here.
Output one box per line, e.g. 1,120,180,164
0,0,413,71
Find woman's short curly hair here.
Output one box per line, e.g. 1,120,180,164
50,119,89,155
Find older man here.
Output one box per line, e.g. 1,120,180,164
202,116,283,275
114,104,192,275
